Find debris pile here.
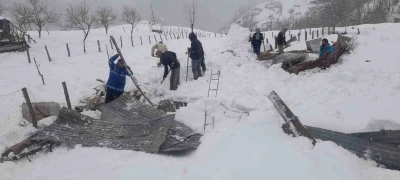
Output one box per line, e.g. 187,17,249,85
1,94,201,162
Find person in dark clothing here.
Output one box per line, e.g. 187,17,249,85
188,32,205,80
157,50,181,91
319,38,335,58
105,54,133,103
251,28,264,55
277,28,287,53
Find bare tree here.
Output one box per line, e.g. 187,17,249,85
95,6,116,34
65,2,95,53
150,3,159,32
27,0,59,38
10,3,33,34
0,2,4,15
122,5,141,36
183,0,199,32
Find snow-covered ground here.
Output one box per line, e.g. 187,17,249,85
1,22,400,179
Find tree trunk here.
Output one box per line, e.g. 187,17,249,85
38,27,42,38
106,28,108,35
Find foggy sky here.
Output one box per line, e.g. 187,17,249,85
2,0,268,32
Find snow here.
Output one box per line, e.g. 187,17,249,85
1,21,400,179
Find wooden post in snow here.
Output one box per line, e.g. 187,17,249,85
45,45,52,62
120,36,123,48
131,36,134,47
154,35,157,42
26,48,31,63
140,36,143,45
66,43,71,57
105,45,110,59
97,40,101,52
305,30,308,41
62,82,72,109
110,39,114,50
164,34,167,41
268,91,316,146
312,31,314,39
317,30,319,38
149,36,151,44
22,88,37,128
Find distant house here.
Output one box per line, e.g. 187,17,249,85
0,16,30,53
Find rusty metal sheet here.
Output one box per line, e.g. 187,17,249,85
33,108,173,153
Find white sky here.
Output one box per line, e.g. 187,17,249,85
1,0,300,32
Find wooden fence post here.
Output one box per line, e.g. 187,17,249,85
169,33,172,39
154,35,157,42
317,30,319,38
159,34,163,42
215,33,216,37
110,39,114,50
173,33,176,39
131,36,134,47
45,45,52,62
357,28,360,35
305,30,308,41
28,35,31,43
149,36,151,44
62,82,72,109
105,45,109,59
22,88,37,128
97,40,101,52
140,36,143,45
66,43,71,57
298,33,300,41
164,34,167,41
26,48,31,63
312,31,314,39
266,38,269,44
120,36,123,48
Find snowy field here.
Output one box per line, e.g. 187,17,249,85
1,22,400,179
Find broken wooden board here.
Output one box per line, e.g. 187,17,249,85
306,38,322,52
285,35,350,75
272,53,306,65
22,102,61,122
257,52,279,61
33,108,173,153
282,124,400,171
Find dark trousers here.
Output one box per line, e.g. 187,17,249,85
170,67,180,91
201,57,206,73
253,45,261,55
105,88,124,103
192,59,202,80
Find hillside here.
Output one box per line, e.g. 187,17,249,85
1,20,400,179
224,0,400,32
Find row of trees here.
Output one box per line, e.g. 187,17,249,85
6,0,141,40
284,0,400,30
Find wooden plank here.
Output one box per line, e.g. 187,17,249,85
22,88,37,128
110,36,154,106
268,91,316,145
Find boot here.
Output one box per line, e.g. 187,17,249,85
194,75,199,80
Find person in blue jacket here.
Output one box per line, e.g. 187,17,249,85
105,54,133,103
251,28,264,55
319,38,335,58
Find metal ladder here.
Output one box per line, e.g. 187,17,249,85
207,69,221,97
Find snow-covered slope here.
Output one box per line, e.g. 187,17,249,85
1,21,400,179
233,0,312,31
